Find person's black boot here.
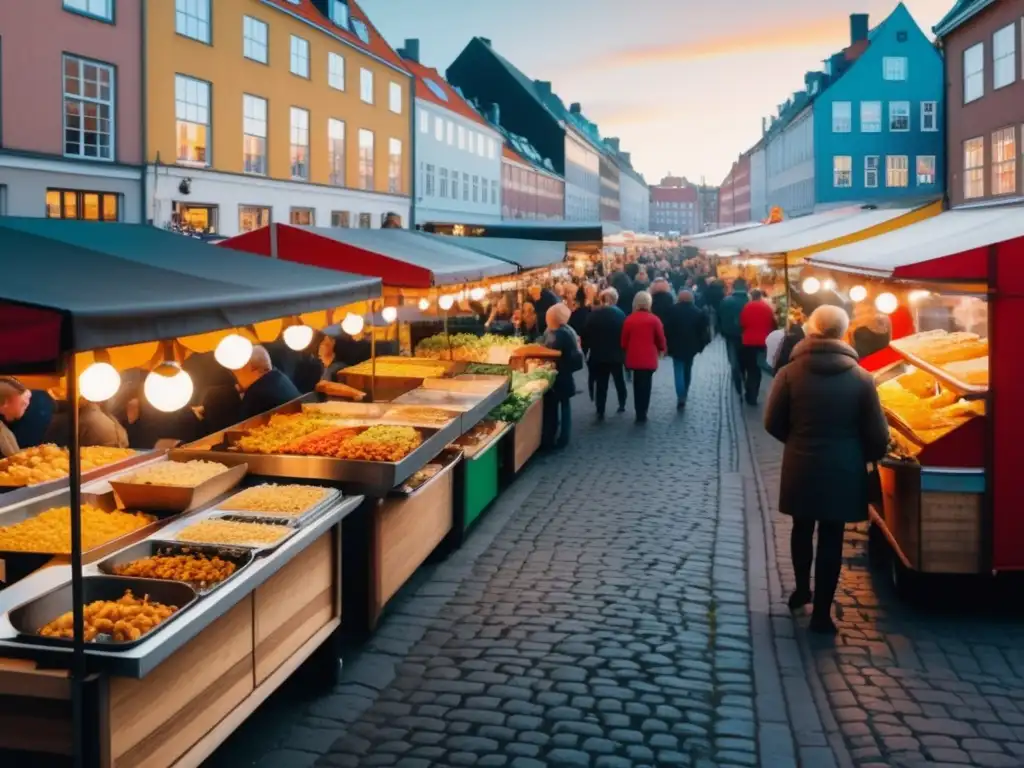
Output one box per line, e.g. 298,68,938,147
809,613,838,635
788,590,811,611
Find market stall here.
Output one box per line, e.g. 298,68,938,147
802,204,1024,588
0,217,384,766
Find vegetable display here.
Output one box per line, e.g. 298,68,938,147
488,393,533,423
415,333,525,363
465,363,512,376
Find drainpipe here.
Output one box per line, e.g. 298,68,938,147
140,0,148,225
408,80,416,229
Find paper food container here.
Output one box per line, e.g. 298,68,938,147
110,463,248,513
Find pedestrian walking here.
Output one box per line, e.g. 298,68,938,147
582,288,627,419
541,304,582,450
738,289,776,405
773,308,806,373
650,278,674,330
763,305,889,634
717,278,749,397
664,289,710,410
621,291,666,424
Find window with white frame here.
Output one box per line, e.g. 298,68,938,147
446,122,454,145
883,56,908,80
63,55,115,161
290,107,310,180
328,118,345,186
916,156,936,185
472,174,479,202
833,156,852,187
993,24,1016,90
359,129,374,190
419,110,429,133
389,82,402,114
239,206,271,233
290,208,314,226
174,74,209,166
329,0,349,27
992,126,1017,195
921,101,937,131
424,164,435,196
360,68,374,104
439,168,449,198
864,156,879,188
388,138,402,193
243,17,268,64
886,155,908,187
175,0,210,43
434,115,444,142
457,125,466,150
451,169,459,199
290,36,310,78
487,139,497,160
964,43,984,103
63,0,113,21
331,210,351,228
860,101,881,132
832,102,851,133
462,171,469,201
963,136,985,198
477,133,486,157
491,179,498,205
358,213,372,229
328,52,345,90
889,101,910,132
242,94,267,175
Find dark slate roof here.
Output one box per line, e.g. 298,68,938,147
933,0,994,36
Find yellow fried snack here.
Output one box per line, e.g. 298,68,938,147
334,426,422,462
234,413,337,454
220,484,330,515
39,590,178,642
0,445,135,486
114,552,237,589
121,460,228,487
0,505,154,554
383,406,458,425
342,360,450,378
175,518,292,546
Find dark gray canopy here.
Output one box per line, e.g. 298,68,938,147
423,234,566,270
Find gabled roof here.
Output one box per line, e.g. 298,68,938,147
933,0,996,37
403,58,493,129
263,0,407,72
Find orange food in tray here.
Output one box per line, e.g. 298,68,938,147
280,426,362,456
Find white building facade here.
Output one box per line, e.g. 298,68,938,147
618,169,649,232
765,108,815,217
563,130,600,221
748,144,768,221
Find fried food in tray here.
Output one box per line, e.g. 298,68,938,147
113,551,238,590
335,426,423,462
894,330,988,365
0,445,135,487
940,357,989,387
233,413,337,454
39,590,178,643
342,359,451,378
175,517,292,547
895,368,937,398
280,426,363,456
121,460,229,487
383,405,458,426
0,504,154,554
220,483,332,516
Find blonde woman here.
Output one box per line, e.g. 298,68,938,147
542,304,582,449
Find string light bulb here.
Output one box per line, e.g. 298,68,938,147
214,333,253,370
470,287,486,301
909,290,931,303
418,298,431,311
144,362,194,413
341,313,365,336
381,306,398,324
849,285,868,302
875,292,898,314
801,277,821,295
822,278,836,292
438,295,455,311
283,324,314,351
79,362,121,403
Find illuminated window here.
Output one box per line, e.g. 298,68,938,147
832,156,851,187
992,127,1017,195
388,138,402,193
860,101,881,133
331,210,351,228
243,17,268,63
63,0,113,21
916,156,935,185
290,208,314,225
328,118,346,186
993,24,1016,90
964,43,984,103
885,155,908,188
963,136,984,198
46,188,119,221
290,36,310,78
290,107,310,180
238,206,270,233
175,0,210,43
242,94,267,175
359,129,374,190
328,53,345,90
175,75,210,166
63,55,115,161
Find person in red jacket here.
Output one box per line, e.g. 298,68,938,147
621,291,667,423
738,290,777,405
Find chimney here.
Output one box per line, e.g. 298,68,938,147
489,102,500,126
569,102,582,115
534,80,552,98
606,137,620,152
762,116,767,134
828,52,844,76
620,151,631,164
400,38,420,63
850,13,869,44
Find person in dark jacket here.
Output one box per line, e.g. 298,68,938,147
541,304,579,450
650,278,675,331
568,286,594,399
0,377,54,453
764,305,889,634
664,289,710,409
582,288,627,419
528,284,559,336
611,271,635,318
234,345,301,420
702,278,725,333
717,278,749,397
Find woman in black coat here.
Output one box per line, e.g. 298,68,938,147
764,305,889,634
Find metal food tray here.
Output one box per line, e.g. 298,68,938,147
882,406,927,448
887,342,988,398
96,540,254,595
393,384,509,435
213,484,341,527
163,512,299,553
8,575,197,650
0,449,157,502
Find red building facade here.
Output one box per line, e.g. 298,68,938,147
501,147,564,220
649,177,699,234
717,154,752,226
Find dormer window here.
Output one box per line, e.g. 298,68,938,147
351,19,370,44
330,0,349,28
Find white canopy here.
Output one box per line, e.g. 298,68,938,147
685,221,761,245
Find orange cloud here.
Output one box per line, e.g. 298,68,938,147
587,16,848,70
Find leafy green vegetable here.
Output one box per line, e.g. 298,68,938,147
466,363,512,376
511,369,556,392
488,392,533,423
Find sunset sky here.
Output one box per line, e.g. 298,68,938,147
361,0,953,185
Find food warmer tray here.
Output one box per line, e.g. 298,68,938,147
0,449,158,504
159,511,299,554
96,540,254,595
212,483,341,528
392,383,509,435
0,493,363,677
886,341,988,399
8,575,197,650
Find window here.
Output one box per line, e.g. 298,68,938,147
916,156,936,185
359,129,374,190
439,168,449,198
63,0,113,22
883,56,907,80
833,156,852,187
921,101,937,132
993,24,1016,90
360,68,374,104
242,94,267,175
451,169,459,199
388,138,402,193
463,172,469,201
864,156,879,188
491,179,498,205
477,133,485,157
63,56,115,161
434,115,444,142
419,110,429,133
446,122,454,145
424,164,435,196
963,136,985,199
886,155,908,187
175,0,210,43
992,127,1017,195
329,0,349,27
238,205,270,233
889,101,910,132
173,202,218,233
0,185,6,216
472,174,480,202
860,101,881,133
328,52,345,90
389,82,402,114
290,36,310,78
331,210,351,228
832,102,851,133
46,189,119,221
457,125,466,150
243,16,268,63
358,213,372,229
175,75,210,166
290,107,309,180
290,208,314,226
964,43,984,103
328,118,345,186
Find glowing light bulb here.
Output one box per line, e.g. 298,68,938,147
418,298,431,311
341,313,365,336
802,277,821,294
381,306,398,324
823,279,836,292
214,334,253,370
875,292,898,314
849,285,867,302
438,295,455,311
470,287,486,301
283,324,314,351
909,290,931,302
78,362,121,403
144,363,194,413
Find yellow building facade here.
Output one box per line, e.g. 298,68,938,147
144,0,411,235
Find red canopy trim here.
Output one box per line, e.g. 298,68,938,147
0,302,64,369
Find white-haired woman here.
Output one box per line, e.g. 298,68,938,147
583,287,628,418
620,290,666,423
764,305,889,634
541,303,581,450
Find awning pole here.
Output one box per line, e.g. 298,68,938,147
270,222,279,259
68,353,86,768
370,302,377,403
783,255,792,331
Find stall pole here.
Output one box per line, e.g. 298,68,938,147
67,353,87,768
983,243,997,574
443,308,451,360
269,221,279,259
370,301,377,403
783,256,792,331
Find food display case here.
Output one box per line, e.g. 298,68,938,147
335,355,462,401
447,420,513,547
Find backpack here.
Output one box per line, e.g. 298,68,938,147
559,327,585,372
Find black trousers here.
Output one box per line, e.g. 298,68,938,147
739,344,765,404
725,337,743,395
632,370,654,420
592,361,627,415
790,518,845,619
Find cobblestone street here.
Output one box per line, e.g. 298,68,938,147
207,341,1024,768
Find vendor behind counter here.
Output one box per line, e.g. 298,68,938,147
0,377,54,456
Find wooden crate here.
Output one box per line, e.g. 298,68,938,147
513,399,543,473
920,491,981,574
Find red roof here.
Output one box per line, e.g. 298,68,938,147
503,145,528,165
651,185,698,203
403,58,490,128
264,0,407,72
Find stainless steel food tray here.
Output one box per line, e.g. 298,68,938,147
887,341,988,398
96,540,254,595
0,449,158,503
163,512,299,553
212,483,341,527
392,383,509,434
